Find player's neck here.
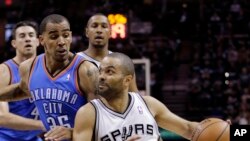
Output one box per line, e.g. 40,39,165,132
84,45,109,60
102,92,130,113
45,53,74,76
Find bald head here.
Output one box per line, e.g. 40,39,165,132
105,52,135,76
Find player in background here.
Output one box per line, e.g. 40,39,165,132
78,13,138,92
0,14,99,141
0,21,45,141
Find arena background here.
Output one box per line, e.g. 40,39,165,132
1,0,250,140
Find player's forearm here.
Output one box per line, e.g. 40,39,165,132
183,121,199,140
0,83,28,101
0,112,45,131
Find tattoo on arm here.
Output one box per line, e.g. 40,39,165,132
86,68,98,95
87,69,93,77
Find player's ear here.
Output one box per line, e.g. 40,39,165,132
39,35,46,49
11,39,17,49
108,24,111,39
85,27,89,38
123,75,133,86
35,38,39,47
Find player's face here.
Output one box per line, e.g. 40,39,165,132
99,57,125,98
40,21,72,62
11,26,38,57
86,15,111,48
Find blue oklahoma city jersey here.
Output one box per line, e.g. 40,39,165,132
29,54,87,131
0,59,42,141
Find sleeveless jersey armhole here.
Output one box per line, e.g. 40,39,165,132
90,101,98,141
75,59,87,97
134,93,157,122
3,63,12,85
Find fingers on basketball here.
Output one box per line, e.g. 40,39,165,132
191,118,230,141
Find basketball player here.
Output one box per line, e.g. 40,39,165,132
73,52,199,141
77,13,138,92
0,21,44,141
0,14,99,141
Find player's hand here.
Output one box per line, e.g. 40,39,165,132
126,135,141,141
39,121,46,131
226,119,232,125
44,126,72,141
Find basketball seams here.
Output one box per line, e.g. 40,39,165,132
191,118,229,141
196,121,225,141
216,122,229,141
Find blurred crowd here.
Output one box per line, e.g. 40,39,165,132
1,0,250,125
187,0,250,124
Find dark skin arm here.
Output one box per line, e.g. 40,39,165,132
78,60,99,100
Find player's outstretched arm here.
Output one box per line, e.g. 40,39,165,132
73,103,96,141
143,96,199,140
78,60,99,101
0,102,45,131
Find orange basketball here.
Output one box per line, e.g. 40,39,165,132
191,118,230,141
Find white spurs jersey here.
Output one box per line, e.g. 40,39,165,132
91,92,161,141
77,51,112,67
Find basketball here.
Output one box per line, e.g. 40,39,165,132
191,118,230,141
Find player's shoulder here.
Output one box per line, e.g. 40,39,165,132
78,60,98,73
141,95,156,102
76,51,88,59
76,51,84,56
0,62,10,78
77,60,99,85
129,92,157,106
75,102,96,131
141,95,162,109
77,102,96,116
0,62,9,73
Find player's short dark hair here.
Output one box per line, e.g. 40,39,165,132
86,13,109,28
39,14,70,34
12,20,38,39
107,52,135,76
